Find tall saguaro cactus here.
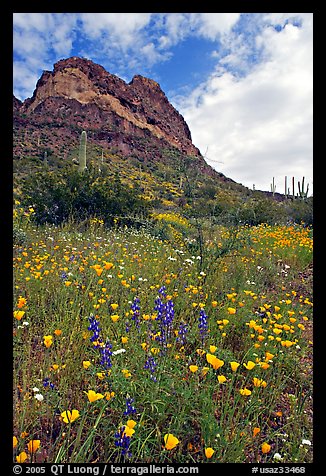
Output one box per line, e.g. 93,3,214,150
270,177,276,196
78,131,87,172
284,177,290,198
298,176,309,200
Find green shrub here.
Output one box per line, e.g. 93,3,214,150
20,167,149,226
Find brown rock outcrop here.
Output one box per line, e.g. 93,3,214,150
15,56,202,162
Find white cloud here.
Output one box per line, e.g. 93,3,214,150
13,12,48,31
158,13,189,46
13,61,41,100
79,13,152,48
197,13,240,39
13,13,77,99
13,12,241,99
156,13,240,48
177,14,313,194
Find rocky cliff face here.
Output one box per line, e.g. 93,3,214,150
13,57,206,165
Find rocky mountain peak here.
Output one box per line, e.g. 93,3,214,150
14,56,207,166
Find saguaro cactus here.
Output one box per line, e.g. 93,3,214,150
270,177,276,196
298,176,309,199
78,131,87,172
284,176,288,198
292,176,296,200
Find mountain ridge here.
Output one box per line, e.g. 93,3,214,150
13,56,209,165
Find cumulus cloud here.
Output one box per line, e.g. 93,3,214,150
196,13,240,39
79,13,152,47
13,12,241,99
13,13,78,99
176,13,313,194
156,13,240,48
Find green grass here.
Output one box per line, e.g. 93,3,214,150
13,208,313,464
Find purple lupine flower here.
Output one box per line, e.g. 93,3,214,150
154,294,175,349
144,356,157,382
88,314,112,369
88,314,102,346
99,339,113,369
114,426,132,458
131,297,141,329
165,299,175,329
43,377,55,390
158,285,167,297
123,396,137,416
198,308,208,343
154,296,165,317
177,322,188,345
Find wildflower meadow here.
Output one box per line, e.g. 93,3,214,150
13,203,313,464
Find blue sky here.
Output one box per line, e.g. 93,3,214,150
13,13,313,194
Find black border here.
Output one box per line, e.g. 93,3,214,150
5,4,321,474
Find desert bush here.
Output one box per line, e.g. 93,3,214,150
20,168,149,226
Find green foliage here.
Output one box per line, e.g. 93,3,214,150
283,197,313,226
236,196,284,226
14,140,313,229
20,167,149,226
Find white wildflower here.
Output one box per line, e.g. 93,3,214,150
112,349,126,356
184,258,194,265
273,453,283,461
301,439,312,446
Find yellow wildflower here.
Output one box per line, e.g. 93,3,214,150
16,451,28,463
13,310,25,320
217,375,227,384
230,361,240,372
243,361,256,370
239,388,252,396
261,442,271,454
205,447,215,458
27,439,41,453
164,433,180,450
206,353,224,370
189,365,199,373
61,409,80,424
84,390,105,402
43,335,53,348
